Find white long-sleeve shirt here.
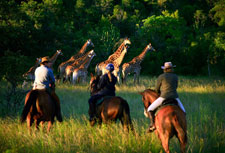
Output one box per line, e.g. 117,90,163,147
33,65,55,89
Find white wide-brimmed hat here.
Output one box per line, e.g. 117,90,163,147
161,62,176,69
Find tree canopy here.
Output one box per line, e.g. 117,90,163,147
0,0,225,81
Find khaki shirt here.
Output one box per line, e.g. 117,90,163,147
155,72,178,99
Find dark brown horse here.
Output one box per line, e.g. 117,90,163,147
21,89,58,132
89,74,134,132
139,89,187,153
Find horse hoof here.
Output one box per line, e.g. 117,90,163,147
56,114,63,122
90,120,96,126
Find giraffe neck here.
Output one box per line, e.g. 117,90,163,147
79,41,89,55
71,51,90,66
113,47,127,67
34,60,40,68
132,46,150,64
81,55,95,69
107,43,125,61
72,41,88,59
50,51,60,65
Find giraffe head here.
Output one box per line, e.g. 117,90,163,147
147,43,156,52
124,38,131,46
88,50,96,58
36,57,42,65
87,39,95,48
123,45,129,54
57,49,63,56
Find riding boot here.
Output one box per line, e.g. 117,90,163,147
51,92,63,122
147,111,156,133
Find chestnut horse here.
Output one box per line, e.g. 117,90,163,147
89,74,134,132
139,89,187,153
21,89,57,132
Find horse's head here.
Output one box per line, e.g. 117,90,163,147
89,73,101,95
139,89,159,117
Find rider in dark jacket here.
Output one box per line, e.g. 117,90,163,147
147,62,186,132
88,63,117,121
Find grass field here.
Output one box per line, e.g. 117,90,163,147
0,76,224,153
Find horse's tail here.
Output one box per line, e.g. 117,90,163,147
172,114,187,146
20,90,38,123
121,99,134,132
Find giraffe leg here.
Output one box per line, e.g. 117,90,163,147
133,73,137,84
72,71,78,85
136,72,140,84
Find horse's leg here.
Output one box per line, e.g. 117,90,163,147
176,126,187,153
47,121,52,133
27,115,34,133
35,119,41,130
158,132,170,153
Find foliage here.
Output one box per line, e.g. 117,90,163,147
0,0,225,76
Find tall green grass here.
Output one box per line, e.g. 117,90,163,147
0,76,224,153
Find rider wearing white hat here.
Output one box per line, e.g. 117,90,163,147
147,62,186,132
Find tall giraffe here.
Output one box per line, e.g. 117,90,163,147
22,57,42,88
95,38,131,75
64,50,95,82
70,39,94,60
100,45,129,83
49,50,63,70
122,43,155,84
72,50,96,84
58,39,94,82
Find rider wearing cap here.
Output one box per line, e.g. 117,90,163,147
88,63,117,121
147,62,186,132
33,56,63,122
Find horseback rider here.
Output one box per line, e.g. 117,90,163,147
147,62,186,132
88,63,117,121
33,56,63,122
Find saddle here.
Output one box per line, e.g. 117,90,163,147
95,96,114,106
154,98,178,116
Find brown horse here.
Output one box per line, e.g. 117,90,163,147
89,74,134,132
139,89,187,153
21,89,58,132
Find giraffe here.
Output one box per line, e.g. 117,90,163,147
64,50,95,82
95,38,131,75
72,50,96,84
48,50,63,70
70,39,94,60
100,45,129,83
22,57,42,88
122,43,155,84
58,39,94,82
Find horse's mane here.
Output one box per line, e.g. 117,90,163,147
90,74,101,95
146,88,159,97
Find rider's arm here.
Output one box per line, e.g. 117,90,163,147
97,74,107,89
48,68,55,84
155,75,162,94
